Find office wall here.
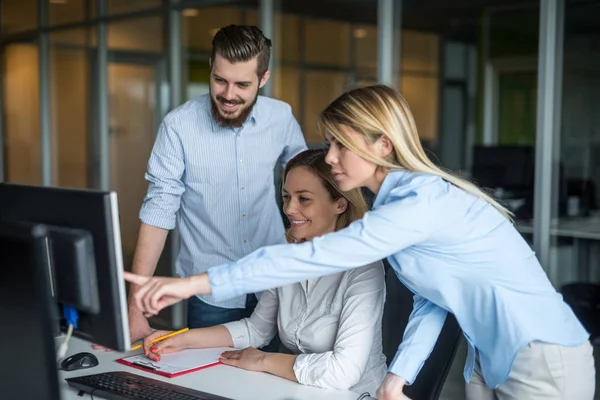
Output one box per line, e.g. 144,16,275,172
303,71,348,143
108,16,164,53
0,0,37,34
108,63,157,261
401,75,439,143
4,44,41,185
50,47,89,188
401,31,440,146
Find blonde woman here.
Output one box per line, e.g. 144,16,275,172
127,85,595,400
140,149,387,396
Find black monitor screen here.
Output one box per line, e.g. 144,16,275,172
0,183,130,351
0,222,61,400
472,145,535,190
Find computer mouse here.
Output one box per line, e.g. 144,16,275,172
61,352,99,371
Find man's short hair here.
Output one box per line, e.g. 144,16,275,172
211,25,272,78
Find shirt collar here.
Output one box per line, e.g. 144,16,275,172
248,95,262,124
372,169,409,209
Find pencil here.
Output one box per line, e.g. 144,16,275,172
130,327,189,351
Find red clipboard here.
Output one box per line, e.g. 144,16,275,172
115,347,231,378
115,357,221,378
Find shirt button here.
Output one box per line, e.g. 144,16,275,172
240,186,244,190
243,240,247,244
242,213,246,218
240,159,243,163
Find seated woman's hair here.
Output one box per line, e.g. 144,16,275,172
283,149,368,233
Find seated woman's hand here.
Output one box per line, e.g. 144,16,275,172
219,347,267,373
376,373,412,400
124,271,209,316
143,330,189,362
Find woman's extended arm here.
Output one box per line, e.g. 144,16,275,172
126,179,438,315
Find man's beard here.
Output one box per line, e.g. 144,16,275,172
210,90,258,129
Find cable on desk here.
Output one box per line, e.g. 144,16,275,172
57,305,79,361
77,388,96,399
56,323,74,361
356,392,373,400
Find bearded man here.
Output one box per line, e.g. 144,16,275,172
125,25,306,341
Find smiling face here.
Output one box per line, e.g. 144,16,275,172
282,166,346,242
209,52,270,128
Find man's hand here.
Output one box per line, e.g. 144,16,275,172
124,271,210,316
129,308,153,343
91,307,152,351
219,347,267,373
376,373,411,400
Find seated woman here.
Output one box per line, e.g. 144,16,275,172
142,149,387,395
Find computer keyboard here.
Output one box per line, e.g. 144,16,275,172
65,371,233,400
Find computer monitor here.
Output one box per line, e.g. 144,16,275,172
48,226,100,314
471,145,535,190
0,183,131,351
0,221,61,400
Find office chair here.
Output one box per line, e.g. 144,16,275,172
561,283,600,344
382,262,462,400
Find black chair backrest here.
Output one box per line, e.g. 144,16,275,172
382,262,462,400
561,283,600,342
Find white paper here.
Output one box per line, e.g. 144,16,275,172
121,347,233,375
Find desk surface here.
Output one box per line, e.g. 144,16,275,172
516,216,600,240
58,337,361,400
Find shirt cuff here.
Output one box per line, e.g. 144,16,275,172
139,208,176,230
292,353,311,385
207,264,240,301
222,321,250,349
388,347,425,385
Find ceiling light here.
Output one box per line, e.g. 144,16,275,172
49,0,68,4
182,9,199,17
353,28,368,39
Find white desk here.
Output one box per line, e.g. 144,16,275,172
516,216,600,283
58,337,362,400
516,216,600,240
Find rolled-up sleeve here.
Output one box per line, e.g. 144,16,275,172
293,263,385,391
139,120,186,230
388,295,447,384
221,289,279,350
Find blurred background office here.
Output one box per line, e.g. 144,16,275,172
1,1,599,397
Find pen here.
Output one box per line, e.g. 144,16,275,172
130,327,189,351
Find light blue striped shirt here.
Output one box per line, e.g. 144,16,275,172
207,169,589,388
140,94,307,308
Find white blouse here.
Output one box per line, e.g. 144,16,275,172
223,261,387,396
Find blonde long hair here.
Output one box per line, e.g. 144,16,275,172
283,149,369,243
319,84,512,220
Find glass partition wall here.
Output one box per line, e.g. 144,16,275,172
2,0,592,329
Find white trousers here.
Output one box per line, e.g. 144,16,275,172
465,341,596,400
